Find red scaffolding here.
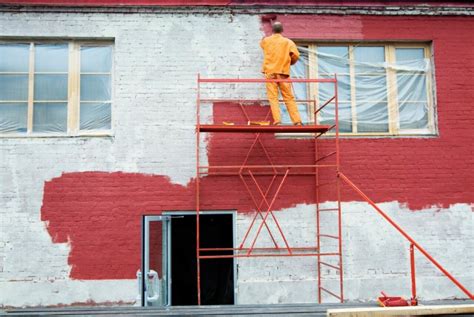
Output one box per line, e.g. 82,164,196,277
195,75,344,304
194,75,473,306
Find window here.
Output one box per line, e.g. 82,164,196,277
287,43,435,136
0,41,112,136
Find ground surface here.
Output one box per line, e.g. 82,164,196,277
1,301,473,316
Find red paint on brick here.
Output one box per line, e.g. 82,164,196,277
272,14,474,207
41,15,473,280
41,170,316,279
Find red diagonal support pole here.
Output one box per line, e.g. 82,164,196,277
237,104,281,250
248,171,293,254
339,172,474,300
239,173,279,249
247,169,291,256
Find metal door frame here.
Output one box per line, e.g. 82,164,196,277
141,215,170,307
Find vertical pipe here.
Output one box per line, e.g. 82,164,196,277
336,174,344,303
196,74,201,305
334,74,340,169
314,96,322,303
410,243,417,301
335,75,344,302
316,148,322,304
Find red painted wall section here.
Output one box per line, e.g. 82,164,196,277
41,172,318,279
264,14,474,206
41,15,473,280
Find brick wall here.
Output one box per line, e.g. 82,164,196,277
0,11,472,307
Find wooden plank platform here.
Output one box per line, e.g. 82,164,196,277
198,124,331,133
328,304,474,317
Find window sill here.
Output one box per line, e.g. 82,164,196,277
275,132,439,139
0,132,114,139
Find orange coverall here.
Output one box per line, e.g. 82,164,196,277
260,33,302,125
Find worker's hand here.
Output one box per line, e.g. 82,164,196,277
290,43,300,65
290,52,299,65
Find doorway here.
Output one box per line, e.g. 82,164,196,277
141,212,235,306
168,212,235,305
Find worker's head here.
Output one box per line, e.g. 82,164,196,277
272,22,283,34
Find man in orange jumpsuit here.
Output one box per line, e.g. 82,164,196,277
260,22,302,126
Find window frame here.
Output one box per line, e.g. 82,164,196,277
0,40,114,138
292,41,436,137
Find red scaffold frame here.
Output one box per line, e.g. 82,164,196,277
194,75,474,306
195,75,344,305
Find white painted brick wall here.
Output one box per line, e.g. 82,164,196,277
236,202,473,304
0,11,264,307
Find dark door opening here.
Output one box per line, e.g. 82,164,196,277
170,213,234,305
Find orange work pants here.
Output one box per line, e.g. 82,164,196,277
265,73,302,125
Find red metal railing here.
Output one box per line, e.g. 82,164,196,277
196,75,343,304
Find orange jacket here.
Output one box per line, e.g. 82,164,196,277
260,33,300,75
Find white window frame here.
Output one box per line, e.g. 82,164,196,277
0,40,114,138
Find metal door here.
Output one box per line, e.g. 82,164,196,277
141,215,169,307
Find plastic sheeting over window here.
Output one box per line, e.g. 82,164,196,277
0,42,113,135
286,45,434,134
80,46,112,131
0,103,27,133
32,44,69,133
0,44,29,134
